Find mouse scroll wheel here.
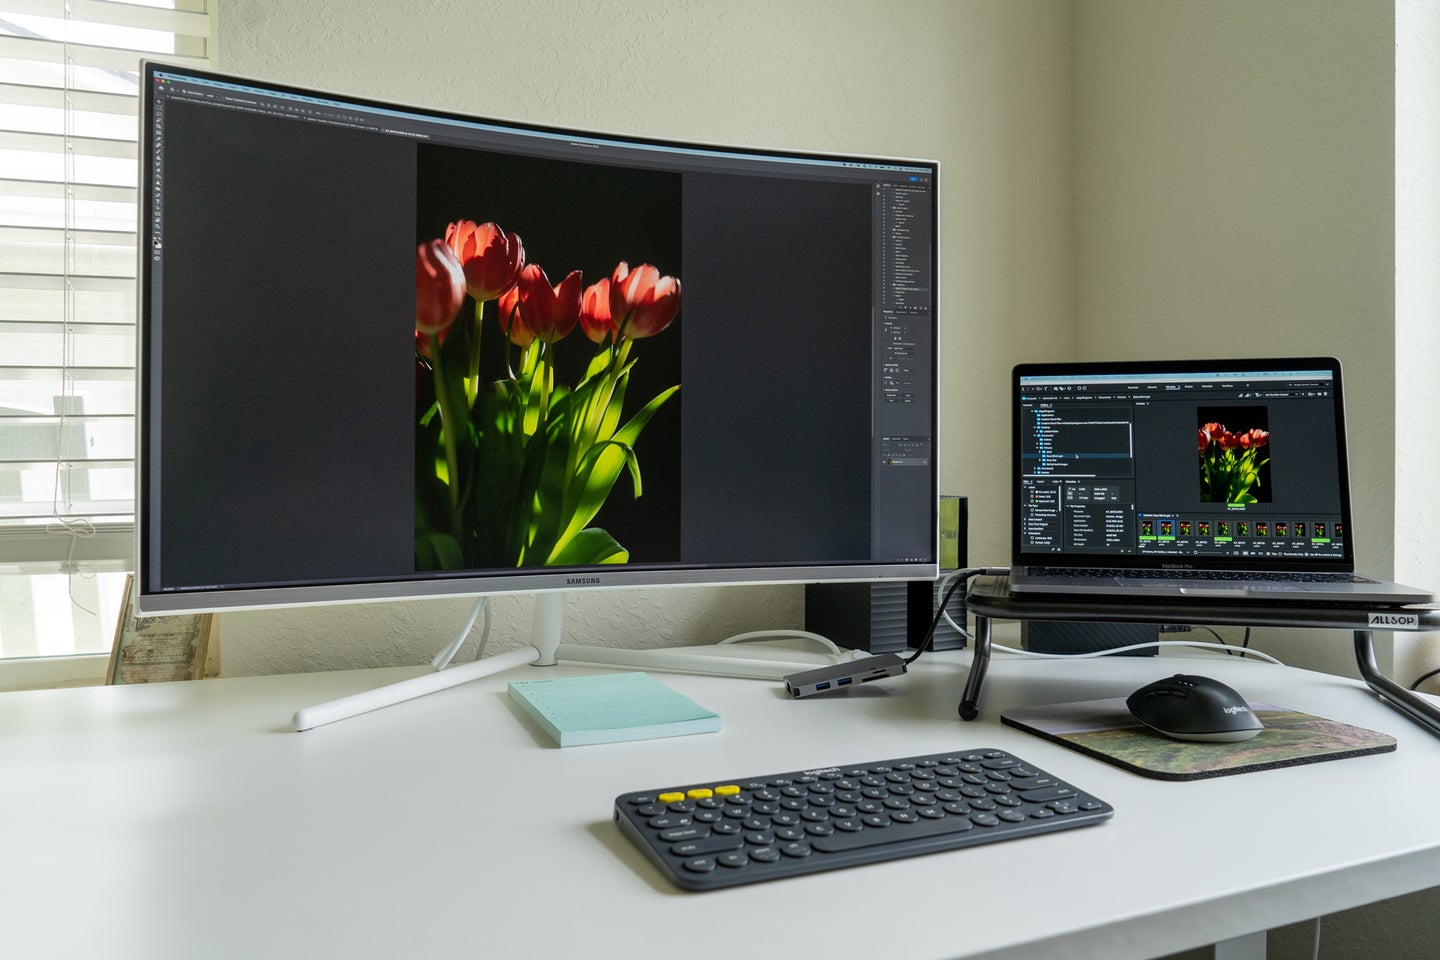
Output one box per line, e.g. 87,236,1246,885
1148,688,1189,699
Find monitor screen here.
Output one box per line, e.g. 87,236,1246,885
137,64,939,615
1013,358,1353,569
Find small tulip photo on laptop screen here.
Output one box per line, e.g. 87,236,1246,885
1197,407,1271,505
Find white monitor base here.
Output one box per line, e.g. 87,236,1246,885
291,645,541,731
292,592,846,731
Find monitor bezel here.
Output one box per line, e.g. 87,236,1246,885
135,62,941,615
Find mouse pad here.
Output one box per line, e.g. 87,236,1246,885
1001,698,1396,781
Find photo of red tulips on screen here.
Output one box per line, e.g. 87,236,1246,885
414,219,681,571
1197,408,1271,504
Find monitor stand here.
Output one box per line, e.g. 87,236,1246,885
291,592,844,731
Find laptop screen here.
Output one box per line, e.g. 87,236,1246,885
1013,358,1354,571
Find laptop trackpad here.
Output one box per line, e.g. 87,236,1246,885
1176,585,1252,597
1118,580,1251,597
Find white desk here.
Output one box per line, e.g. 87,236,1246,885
5,651,1440,960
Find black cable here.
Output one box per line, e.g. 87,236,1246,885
1186,626,1252,657
1197,626,1232,654
1409,665,1440,692
904,567,1008,665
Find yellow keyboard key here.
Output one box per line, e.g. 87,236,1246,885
657,792,685,804
715,784,741,796
687,788,714,800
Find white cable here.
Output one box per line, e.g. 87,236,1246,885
927,571,1272,665
46,517,99,615
717,630,846,658
431,595,488,671
991,639,1284,665
942,606,972,640
470,598,494,661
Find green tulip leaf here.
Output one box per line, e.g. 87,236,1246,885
583,347,611,381
614,384,679,447
547,527,630,566
552,385,679,551
415,531,464,570
598,373,630,440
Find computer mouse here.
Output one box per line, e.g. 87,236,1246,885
1125,674,1263,742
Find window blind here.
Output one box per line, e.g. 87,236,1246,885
0,0,210,567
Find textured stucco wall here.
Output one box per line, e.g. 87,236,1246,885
212,0,1076,676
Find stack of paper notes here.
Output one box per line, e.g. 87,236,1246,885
507,671,721,747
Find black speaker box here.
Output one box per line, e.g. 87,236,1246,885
804,580,967,654
804,496,967,653
804,581,914,654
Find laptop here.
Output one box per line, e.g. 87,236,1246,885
1007,357,1432,605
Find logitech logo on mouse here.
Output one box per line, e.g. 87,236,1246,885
1223,705,1250,716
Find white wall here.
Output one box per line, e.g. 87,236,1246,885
1395,0,1440,692
1072,10,1440,953
213,0,1075,675
1073,0,1400,678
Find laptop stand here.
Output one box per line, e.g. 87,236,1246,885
961,574,1440,737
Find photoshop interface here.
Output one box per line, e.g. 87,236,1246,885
874,175,934,559
1019,368,1346,561
145,69,937,591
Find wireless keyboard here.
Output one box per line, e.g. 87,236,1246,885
613,747,1112,890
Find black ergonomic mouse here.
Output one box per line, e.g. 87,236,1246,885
1125,673,1264,743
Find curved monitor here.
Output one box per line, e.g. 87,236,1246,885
137,64,939,615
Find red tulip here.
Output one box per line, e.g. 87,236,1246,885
1242,428,1269,449
609,262,680,339
497,284,534,347
502,263,583,345
580,278,616,344
1197,428,1211,453
445,220,525,302
415,326,450,360
416,239,465,335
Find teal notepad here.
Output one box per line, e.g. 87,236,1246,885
507,672,721,747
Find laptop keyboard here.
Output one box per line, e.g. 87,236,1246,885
1028,567,1369,584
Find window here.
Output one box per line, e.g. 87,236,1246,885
0,1,211,671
